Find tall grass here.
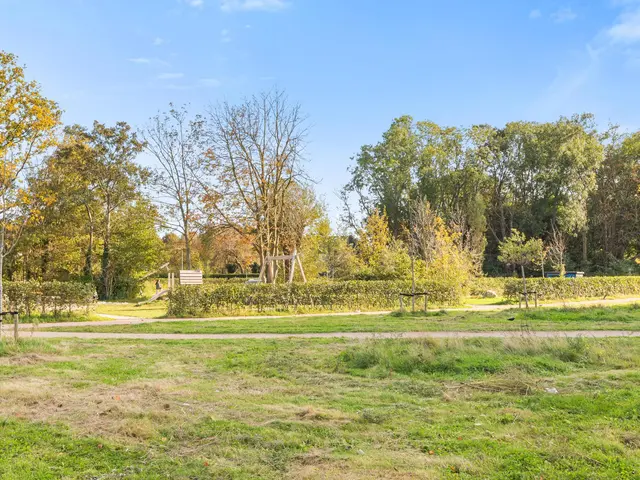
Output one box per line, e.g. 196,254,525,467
0,338,57,357
336,337,638,378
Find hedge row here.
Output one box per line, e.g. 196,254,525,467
503,276,640,301
168,280,461,317
2,281,96,317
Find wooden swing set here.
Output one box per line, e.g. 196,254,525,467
258,249,306,284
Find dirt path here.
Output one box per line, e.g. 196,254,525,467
4,330,640,341
14,296,640,331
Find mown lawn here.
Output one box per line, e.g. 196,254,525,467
1,336,639,478
50,304,640,334
94,301,169,319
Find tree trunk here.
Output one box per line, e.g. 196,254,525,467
411,254,416,312
100,210,112,300
521,264,529,308
184,233,192,270
266,261,275,283
83,206,94,279
582,230,588,265
0,227,4,313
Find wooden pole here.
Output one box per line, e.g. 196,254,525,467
296,255,307,283
521,265,529,308
288,250,296,284
13,313,19,342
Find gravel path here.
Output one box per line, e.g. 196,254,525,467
14,297,640,330
4,330,640,341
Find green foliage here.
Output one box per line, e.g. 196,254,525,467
168,279,461,316
301,218,360,280
2,280,95,316
503,276,640,301
107,200,167,299
498,229,544,271
355,209,411,279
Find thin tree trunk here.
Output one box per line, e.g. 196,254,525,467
184,226,192,270
411,254,416,312
84,205,94,279
0,226,4,313
521,264,528,308
101,210,112,300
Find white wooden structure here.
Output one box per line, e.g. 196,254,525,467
179,270,203,286
258,249,306,284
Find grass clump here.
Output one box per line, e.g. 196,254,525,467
0,338,58,357
336,336,633,378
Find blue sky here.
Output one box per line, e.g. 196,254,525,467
1,0,640,222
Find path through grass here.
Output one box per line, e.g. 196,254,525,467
52,304,640,334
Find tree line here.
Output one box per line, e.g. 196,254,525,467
343,114,640,276
1,51,320,301
1,50,639,304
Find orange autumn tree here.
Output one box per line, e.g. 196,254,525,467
0,51,61,311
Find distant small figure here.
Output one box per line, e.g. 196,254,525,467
155,279,162,294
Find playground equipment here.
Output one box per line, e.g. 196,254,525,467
137,263,174,305
179,270,203,285
258,249,306,284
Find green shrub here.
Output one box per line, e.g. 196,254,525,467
3,281,95,317
168,280,461,317
467,277,508,297
503,276,640,301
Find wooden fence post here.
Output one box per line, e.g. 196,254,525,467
13,312,19,342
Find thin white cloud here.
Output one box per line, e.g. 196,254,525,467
184,0,204,7
158,73,184,79
529,9,542,19
128,57,171,67
608,8,640,43
221,29,232,43
200,78,221,87
160,78,222,90
534,3,640,115
153,37,165,46
220,0,288,12
551,7,577,23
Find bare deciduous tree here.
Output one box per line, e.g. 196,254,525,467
204,90,308,283
142,105,205,270
547,226,567,276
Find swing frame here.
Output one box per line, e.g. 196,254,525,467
258,249,307,284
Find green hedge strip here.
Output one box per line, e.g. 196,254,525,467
503,276,640,301
168,280,461,317
3,281,95,317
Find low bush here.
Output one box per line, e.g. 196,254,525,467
503,276,640,301
168,280,461,317
3,280,96,317
467,277,508,297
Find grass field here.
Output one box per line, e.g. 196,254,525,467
1,335,639,478
48,304,640,334
95,301,169,319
